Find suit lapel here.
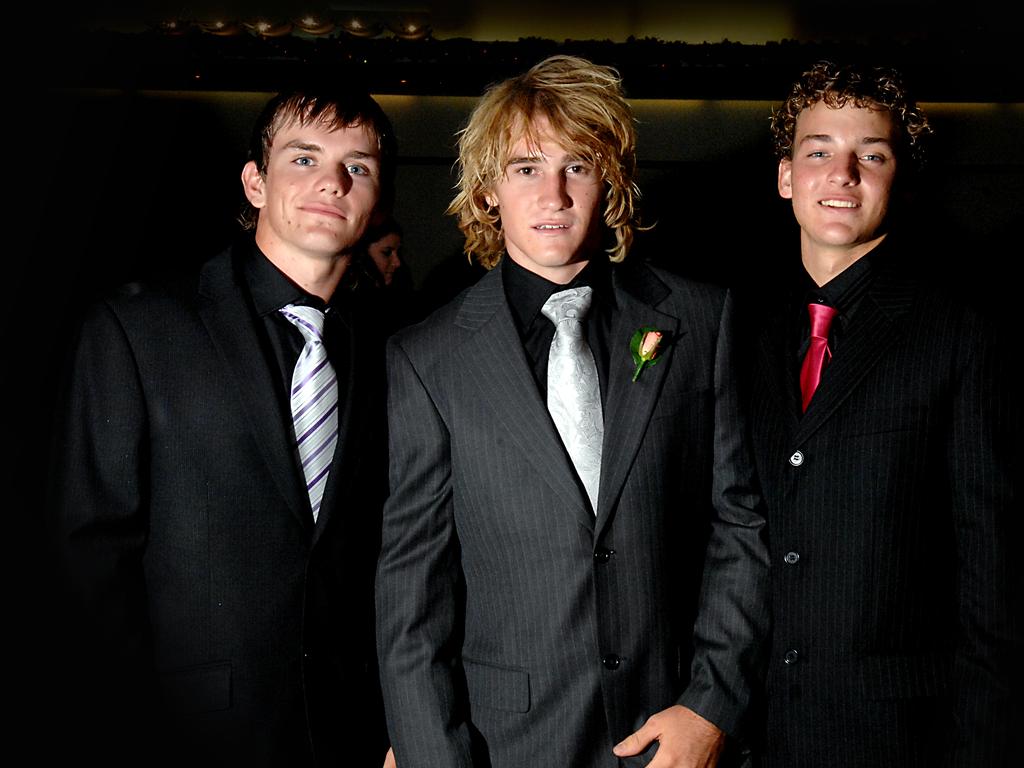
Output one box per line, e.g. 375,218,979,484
794,262,918,443
455,268,595,529
596,266,679,533
197,249,311,531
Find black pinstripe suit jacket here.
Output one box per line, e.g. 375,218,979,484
376,259,770,768
747,239,1020,767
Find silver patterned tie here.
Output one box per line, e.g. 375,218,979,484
279,305,339,523
541,287,603,513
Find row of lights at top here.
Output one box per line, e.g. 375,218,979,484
158,16,431,40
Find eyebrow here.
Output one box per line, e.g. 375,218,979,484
506,154,543,166
281,140,379,160
798,134,893,147
506,152,585,166
282,140,323,153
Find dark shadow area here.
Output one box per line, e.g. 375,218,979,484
14,90,243,759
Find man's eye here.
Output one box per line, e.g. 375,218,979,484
348,164,370,175
295,156,314,166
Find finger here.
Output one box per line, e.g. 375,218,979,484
613,723,655,757
382,747,397,768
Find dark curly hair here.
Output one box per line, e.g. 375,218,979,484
770,61,932,172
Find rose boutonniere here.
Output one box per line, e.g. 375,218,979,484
630,326,664,382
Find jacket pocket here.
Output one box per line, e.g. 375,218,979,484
160,660,232,715
463,657,531,713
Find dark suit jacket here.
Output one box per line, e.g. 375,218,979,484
47,243,389,767
376,259,770,768
746,238,1020,767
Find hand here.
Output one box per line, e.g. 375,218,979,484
613,705,725,768
382,747,397,768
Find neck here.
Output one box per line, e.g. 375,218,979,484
257,240,351,302
800,233,886,287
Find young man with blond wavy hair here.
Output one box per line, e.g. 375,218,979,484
376,55,769,768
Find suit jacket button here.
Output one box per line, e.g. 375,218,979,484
593,547,615,563
783,649,799,664
788,450,804,467
602,654,621,670
784,551,800,564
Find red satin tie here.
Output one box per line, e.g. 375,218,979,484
799,303,837,412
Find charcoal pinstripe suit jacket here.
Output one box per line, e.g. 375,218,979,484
377,259,770,768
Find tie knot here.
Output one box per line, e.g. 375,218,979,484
541,286,593,326
280,304,326,344
807,302,837,339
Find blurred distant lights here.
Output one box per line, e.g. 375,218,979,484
342,17,382,38
391,18,429,39
155,14,427,39
294,15,335,35
158,19,186,34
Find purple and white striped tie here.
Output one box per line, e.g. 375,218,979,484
280,305,339,523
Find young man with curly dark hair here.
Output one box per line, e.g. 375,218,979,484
747,60,1017,766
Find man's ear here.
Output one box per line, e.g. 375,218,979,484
483,191,496,209
241,161,266,208
777,158,793,200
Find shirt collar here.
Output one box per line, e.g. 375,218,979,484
502,255,612,332
244,241,345,318
802,242,879,319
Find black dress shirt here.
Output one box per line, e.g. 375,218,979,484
792,242,880,374
502,256,615,405
242,242,352,445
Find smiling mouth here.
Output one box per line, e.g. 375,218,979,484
534,224,569,230
304,206,345,218
819,200,858,208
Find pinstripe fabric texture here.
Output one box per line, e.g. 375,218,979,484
747,242,1019,767
377,260,770,768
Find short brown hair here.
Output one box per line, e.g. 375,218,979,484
448,55,641,269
